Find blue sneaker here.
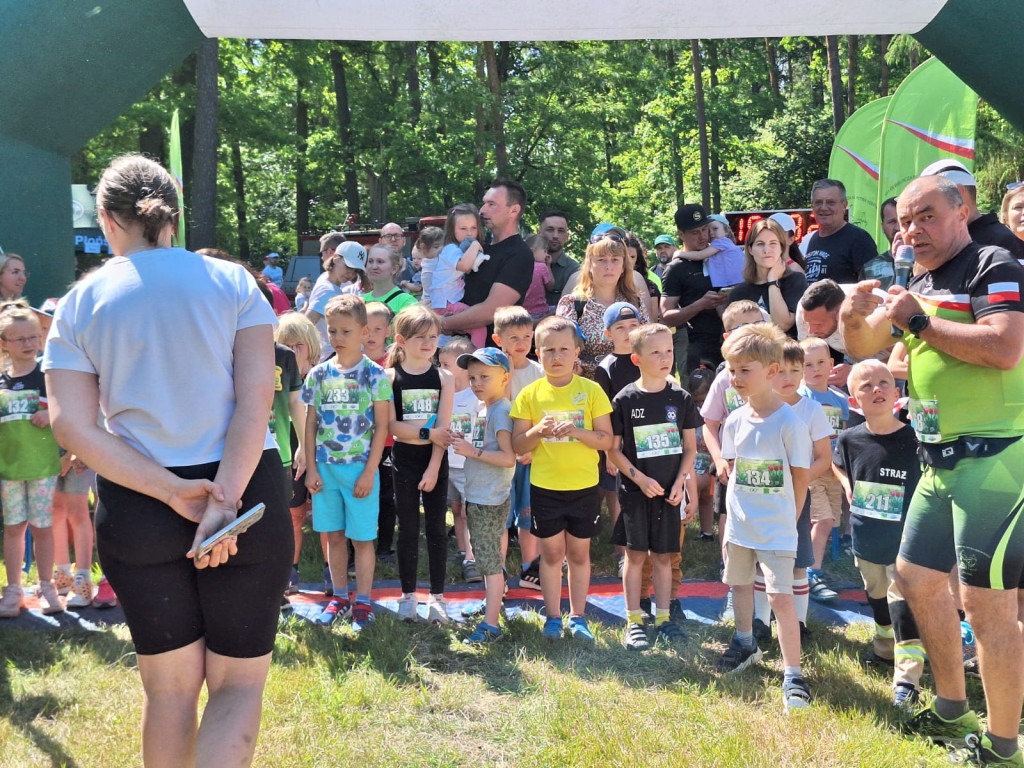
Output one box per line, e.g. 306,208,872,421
315,598,351,626
542,616,563,640
568,616,595,642
351,601,374,632
464,622,502,645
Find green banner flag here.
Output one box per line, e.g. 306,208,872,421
877,58,978,222
829,96,890,250
169,109,187,247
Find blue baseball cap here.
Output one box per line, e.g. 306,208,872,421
590,222,627,243
708,213,729,226
603,301,641,330
457,347,510,372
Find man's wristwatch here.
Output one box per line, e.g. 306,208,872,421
907,313,931,337
419,427,431,441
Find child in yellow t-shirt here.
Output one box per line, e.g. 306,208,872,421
511,316,613,642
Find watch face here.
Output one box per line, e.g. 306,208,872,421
909,314,929,334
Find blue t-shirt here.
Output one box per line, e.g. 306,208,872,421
463,398,515,506
797,385,849,449
300,356,392,465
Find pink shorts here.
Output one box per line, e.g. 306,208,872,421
438,302,486,348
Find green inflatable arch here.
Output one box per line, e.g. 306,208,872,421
0,0,1016,301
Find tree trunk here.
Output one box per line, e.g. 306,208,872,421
231,138,250,262
603,119,616,189
138,123,164,163
879,35,891,96
171,53,197,214
367,168,387,225
708,40,721,213
405,42,421,127
329,45,360,217
810,39,825,109
846,35,858,116
473,47,488,201
295,77,310,243
483,41,508,177
764,38,780,99
191,37,219,250
825,36,845,133
691,39,711,210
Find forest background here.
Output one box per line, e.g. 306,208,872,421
73,35,1024,264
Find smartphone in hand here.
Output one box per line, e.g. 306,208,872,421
192,503,265,560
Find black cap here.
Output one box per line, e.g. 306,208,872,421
674,204,709,232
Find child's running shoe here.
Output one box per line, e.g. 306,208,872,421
542,616,564,640
66,574,95,609
752,618,772,646
719,588,735,621
715,637,762,674
519,559,542,591
397,595,418,622
322,565,334,597
315,598,351,626
902,701,981,746
669,598,685,624
655,621,686,645
961,733,1024,767
892,683,920,710
623,622,649,651
464,621,502,645
35,582,64,615
52,568,74,596
462,559,483,583
961,620,978,668
92,577,117,608
351,602,374,632
285,566,299,595
426,595,450,624
0,585,25,618
808,573,838,602
783,676,811,712
568,616,594,642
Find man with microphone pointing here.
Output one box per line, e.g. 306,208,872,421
840,174,1024,766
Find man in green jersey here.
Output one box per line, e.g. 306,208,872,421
841,175,1024,766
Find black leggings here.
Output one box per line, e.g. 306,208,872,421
392,442,449,594
376,446,397,553
95,449,292,657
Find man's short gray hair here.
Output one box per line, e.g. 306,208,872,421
811,179,847,203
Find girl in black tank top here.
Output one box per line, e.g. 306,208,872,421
385,306,454,621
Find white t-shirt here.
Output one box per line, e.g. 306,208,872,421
429,244,468,308
43,247,278,467
721,403,813,552
448,386,481,469
308,273,359,361
788,395,834,444
510,359,544,401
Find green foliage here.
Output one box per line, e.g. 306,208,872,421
74,36,1024,261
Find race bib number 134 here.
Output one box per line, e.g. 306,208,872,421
734,457,785,494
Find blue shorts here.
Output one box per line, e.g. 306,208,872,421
311,462,379,541
507,462,533,530
56,467,96,496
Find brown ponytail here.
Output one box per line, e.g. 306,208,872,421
96,155,181,246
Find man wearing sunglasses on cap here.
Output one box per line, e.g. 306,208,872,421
659,203,728,375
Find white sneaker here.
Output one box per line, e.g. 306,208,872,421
66,574,95,609
426,595,449,624
52,567,74,596
36,582,64,615
397,595,418,622
0,585,25,618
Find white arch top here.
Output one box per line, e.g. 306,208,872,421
182,0,948,41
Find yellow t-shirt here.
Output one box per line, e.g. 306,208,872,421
510,375,612,491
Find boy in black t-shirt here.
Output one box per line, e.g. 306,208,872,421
610,323,699,650
833,359,923,709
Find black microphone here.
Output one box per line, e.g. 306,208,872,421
891,245,915,338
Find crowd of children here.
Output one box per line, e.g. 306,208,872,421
2,220,931,723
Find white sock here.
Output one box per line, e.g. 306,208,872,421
793,576,809,623
753,576,771,624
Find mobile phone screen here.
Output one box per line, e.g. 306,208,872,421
192,503,266,560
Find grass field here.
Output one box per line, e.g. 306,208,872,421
0,520,976,767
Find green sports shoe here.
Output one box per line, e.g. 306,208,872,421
902,702,981,746
959,733,1024,767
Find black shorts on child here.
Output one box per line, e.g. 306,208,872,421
530,485,601,539
612,489,681,554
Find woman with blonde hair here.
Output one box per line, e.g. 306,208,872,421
555,229,649,378
0,253,29,303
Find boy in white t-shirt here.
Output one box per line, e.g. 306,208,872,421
493,306,544,588
715,323,813,712
438,337,482,583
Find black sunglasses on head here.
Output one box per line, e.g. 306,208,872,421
590,232,625,245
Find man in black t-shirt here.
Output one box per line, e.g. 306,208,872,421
804,179,877,284
442,179,533,344
659,204,728,375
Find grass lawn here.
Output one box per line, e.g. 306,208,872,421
0,520,968,767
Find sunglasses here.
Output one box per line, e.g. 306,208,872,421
590,232,625,245
1007,181,1024,191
